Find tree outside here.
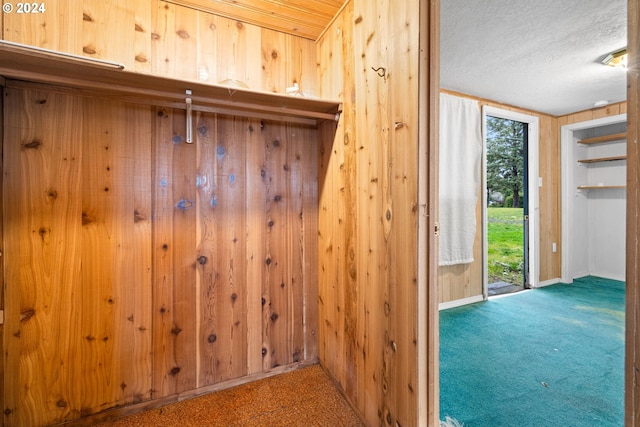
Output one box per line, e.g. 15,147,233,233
486,116,525,286
486,117,525,208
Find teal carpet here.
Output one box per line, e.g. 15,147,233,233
440,276,624,426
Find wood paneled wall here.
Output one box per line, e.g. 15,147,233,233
2,82,318,426
557,102,627,126
438,93,562,304
2,0,318,96
317,1,422,425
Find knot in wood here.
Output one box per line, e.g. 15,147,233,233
20,308,35,322
22,139,42,149
197,255,208,265
208,334,217,343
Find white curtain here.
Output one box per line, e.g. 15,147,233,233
439,93,482,266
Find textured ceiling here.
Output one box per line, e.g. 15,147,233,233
440,0,627,116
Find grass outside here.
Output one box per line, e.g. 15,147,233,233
488,207,524,285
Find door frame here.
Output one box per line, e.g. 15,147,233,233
481,106,540,298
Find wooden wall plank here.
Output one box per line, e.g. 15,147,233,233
286,36,319,97
195,10,218,84
120,104,154,405
151,107,198,397
386,0,420,422
260,120,291,369
133,0,155,73
245,117,267,375
82,0,137,69
355,0,387,422
173,4,200,81
196,113,249,386
3,88,84,426
214,17,264,89
79,97,121,415
300,124,319,361
316,1,349,398
261,30,288,94
537,114,560,282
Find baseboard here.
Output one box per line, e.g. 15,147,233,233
439,295,484,311
592,273,626,282
571,273,625,283
535,278,562,288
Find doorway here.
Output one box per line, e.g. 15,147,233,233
560,114,627,283
482,107,540,299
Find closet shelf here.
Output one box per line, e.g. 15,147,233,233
577,132,626,145
577,185,626,190
0,41,342,126
578,155,627,163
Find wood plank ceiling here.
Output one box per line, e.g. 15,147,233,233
166,0,348,40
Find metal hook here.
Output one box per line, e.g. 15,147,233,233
371,66,386,78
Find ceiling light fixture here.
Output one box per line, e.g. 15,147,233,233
601,47,628,68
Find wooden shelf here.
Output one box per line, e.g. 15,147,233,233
577,185,626,190
578,155,627,163
578,132,626,145
0,41,342,126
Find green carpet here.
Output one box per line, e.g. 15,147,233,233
440,276,624,426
